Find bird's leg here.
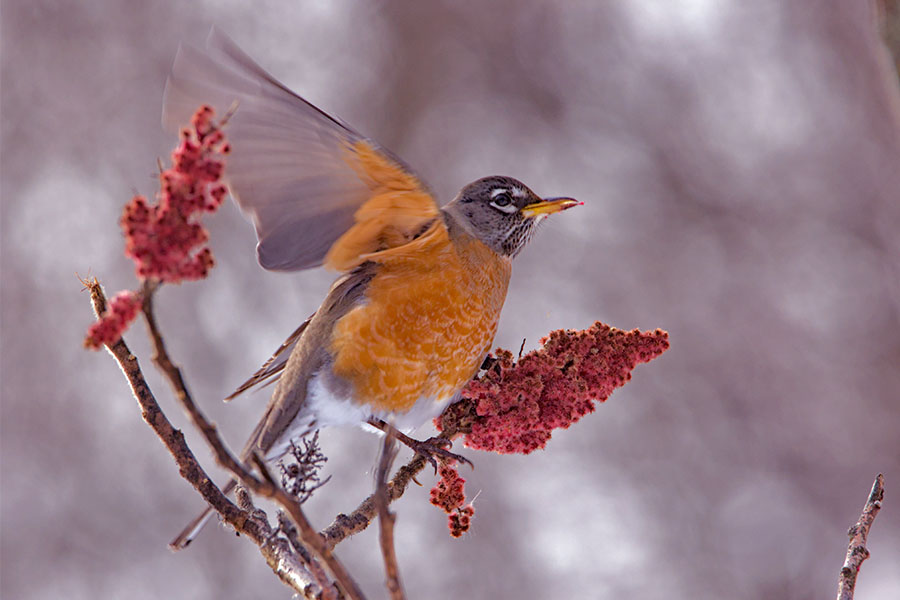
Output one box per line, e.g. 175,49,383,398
367,419,473,472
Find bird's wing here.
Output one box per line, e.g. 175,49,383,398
224,314,314,401
163,27,440,272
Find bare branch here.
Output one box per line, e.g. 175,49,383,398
138,284,364,600
376,433,405,600
84,278,326,597
876,0,900,80
140,282,251,486
837,474,885,600
320,417,463,550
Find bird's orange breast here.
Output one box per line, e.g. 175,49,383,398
329,224,511,414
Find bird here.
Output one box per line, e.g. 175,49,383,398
162,28,581,549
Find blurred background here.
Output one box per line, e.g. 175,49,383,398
3,1,899,598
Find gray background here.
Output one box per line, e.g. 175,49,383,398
3,1,899,598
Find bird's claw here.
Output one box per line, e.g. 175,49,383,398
366,418,473,472
406,436,473,473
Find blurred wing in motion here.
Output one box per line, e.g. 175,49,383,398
163,27,439,272
224,313,314,401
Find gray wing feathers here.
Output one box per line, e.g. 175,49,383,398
242,262,377,458
162,28,372,271
224,314,314,401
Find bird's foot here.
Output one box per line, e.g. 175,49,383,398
404,435,473,473
367,419,473,472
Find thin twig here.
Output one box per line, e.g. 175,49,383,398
138,283,363,600
83,278,323,597
876,0,900,80
321,454,430,552
320,420,463,551
837,474,885,600
376,432,405,600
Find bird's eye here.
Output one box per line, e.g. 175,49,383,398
489,193,517,213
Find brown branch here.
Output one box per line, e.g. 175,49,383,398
84,278,326,597
375,433,405,600
837,474,885,600
137,283,364,600
877,0,900,80
139,283,258,501
321,454,430,551
320,419,463,550
276,510,339,599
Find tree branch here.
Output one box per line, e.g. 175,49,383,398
85,278,343,599
319,420,462,550
375,433,405,600
86,273,465,597
137,282,364,600
836,474,885,600
877,0,900,80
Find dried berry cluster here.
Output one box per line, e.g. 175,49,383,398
122,105,229,282
429,462,475,538
83,290,142,350
447,505,474,538
84,105,228,350
429,323,667,536
443,323,670,455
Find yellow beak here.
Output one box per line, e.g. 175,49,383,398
520,197,582,218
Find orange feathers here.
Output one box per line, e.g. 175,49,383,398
330,227,511,413
325,141,439,272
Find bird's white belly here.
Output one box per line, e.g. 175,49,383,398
267,369,455,460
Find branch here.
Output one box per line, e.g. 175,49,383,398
320,422,461,550
876,0,900,81
83,278,326,597
139,282,255,502
137,283,365,600
375,433,405,600
837,474,885,600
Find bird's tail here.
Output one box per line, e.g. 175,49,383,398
169,479,237,551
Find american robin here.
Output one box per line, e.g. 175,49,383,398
163,29,580,548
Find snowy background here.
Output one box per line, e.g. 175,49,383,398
3,1,899,598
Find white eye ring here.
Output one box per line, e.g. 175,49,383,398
489,190,518,213
490,199,518,214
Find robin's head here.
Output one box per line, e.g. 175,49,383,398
443,175,581,258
